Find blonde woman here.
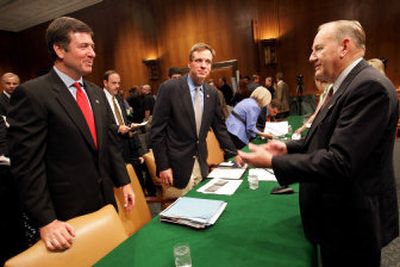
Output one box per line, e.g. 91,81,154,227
295,78,331,136
226,86,272,149
367,58,385,74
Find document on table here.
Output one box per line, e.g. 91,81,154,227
264,121,289,137
160,197,227,228
248,168,277,181
207,166,246,179
197,178,243,195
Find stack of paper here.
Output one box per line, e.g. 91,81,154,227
160,197,227,229
264,121,289,137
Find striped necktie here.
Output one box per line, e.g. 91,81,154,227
112,96,124,125
321,85,334,110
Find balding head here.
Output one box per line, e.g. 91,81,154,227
318,20,366,51
309,20,366,82
1,72,20,94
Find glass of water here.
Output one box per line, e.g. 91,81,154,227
248,174,259,190
174,243,192,267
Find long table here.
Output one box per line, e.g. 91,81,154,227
95,116,317,267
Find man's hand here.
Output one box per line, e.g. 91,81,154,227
39,220,75,251
118,125,131,135
238,143,274,168
264,140,288,156
234,154,247,168
160,168,173,186
121,184,135,211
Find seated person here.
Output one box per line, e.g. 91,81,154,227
256,99,282,131
226,86,272,149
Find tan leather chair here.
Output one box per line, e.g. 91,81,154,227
114,164,152,236
4,205,128,267
206,129,225,170
143,149,164,201
143,150,175,208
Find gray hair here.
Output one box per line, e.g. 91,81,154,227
318,20,366,51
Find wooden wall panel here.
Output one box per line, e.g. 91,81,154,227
0,31,19,81
151,0,259,84
9,0,157,93
1,0,399,97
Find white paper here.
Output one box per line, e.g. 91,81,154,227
248,168,277,181
0,155,10,166
131,121,148,128
197,178,243,195
207,167,246,180
264,121,289,137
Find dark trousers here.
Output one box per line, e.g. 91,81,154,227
0,167,27,265
320,245,381,267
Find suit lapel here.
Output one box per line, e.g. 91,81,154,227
49,70,97,151
181,76,197,136
84,81,104,150
303,59,369,146
201,84,214,137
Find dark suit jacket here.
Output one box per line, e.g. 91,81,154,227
7,69,130,227
151,75,237,188
272,60,399,251
0,116,6,155
106,94,145,162
0,93,10,115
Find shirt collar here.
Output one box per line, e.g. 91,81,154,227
103,88,113,99
3,91,11,99
332,57,362,93
187,75,203,92
53,66,84,88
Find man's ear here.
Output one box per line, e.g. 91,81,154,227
339,38,350,59
53,44,65,59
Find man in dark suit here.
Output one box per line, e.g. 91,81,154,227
238,20,399,267
0,72,20,115
7,17,135,252
0,117,27,265
102,70,155,196
151,43,237,198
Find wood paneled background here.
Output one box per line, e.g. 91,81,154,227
1,0,399,96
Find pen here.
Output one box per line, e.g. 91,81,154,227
264,168,274,174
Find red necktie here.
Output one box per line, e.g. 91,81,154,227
73,82,97,148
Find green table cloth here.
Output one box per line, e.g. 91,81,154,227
95,115,317,267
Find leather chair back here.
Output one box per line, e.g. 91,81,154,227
4,205,128,267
